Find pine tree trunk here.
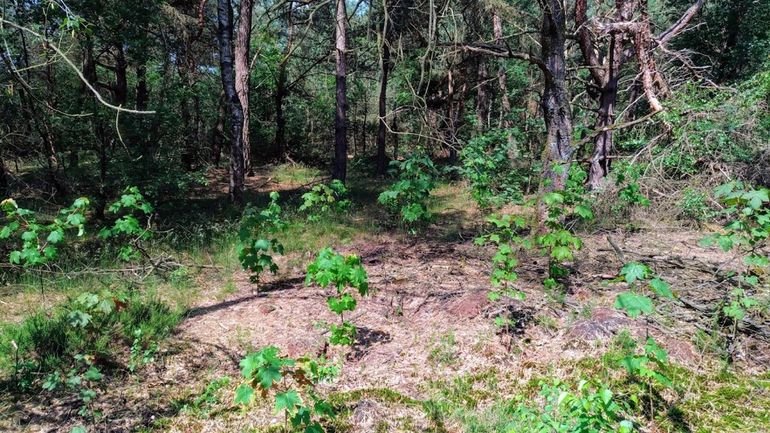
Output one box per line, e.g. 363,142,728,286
217,0,245,204
332,0,348,182
236,0,254,175
539,0,572,192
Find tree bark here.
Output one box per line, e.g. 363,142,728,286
376,2,391,175
217,0,245,204
236,0,254,175
539,0,572,192
332,0,348,182
114,44,128,106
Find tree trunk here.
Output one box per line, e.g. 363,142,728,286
332,0,348,182
217,0,245,204
587,31,624,189
114,44,128,106
376,2,391,175
539,0,572,192
475,57,490,130
236,0,254,175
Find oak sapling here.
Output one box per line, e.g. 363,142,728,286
305,248,369,346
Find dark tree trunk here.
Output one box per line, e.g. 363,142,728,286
539,0,572,192
114,44,128,106
376,8,392,175
236,0,254,175
217,0,245,204
587,32,624,189
332,0,348,182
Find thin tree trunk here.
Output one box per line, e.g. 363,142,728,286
236,0,254,175
376,2,392,175
332,0,348,182
218,0,245,204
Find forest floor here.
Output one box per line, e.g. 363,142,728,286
2,165,769,433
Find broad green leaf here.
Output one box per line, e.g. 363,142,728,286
620,262,651,284
614,292,653,318
275,390,302,412
649,278,674,299
234,383,254,405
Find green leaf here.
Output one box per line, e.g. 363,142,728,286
620,262,651,284
9,250,21,264
614,292,653,318
275,390,302,413
47,228,64,244
550,246,573,262
83,366,103,381
234,383,255,405
649,277,674,299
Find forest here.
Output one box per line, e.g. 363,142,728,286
0,0,769,432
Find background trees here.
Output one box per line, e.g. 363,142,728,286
0,0,767,203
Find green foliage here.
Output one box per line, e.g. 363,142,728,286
678,188,717,222
459,128,527,208
475,214,528,334
235,346,339,432
654,70,770,179
699,182,768,326
378,154,438,230
1,290,178,381
181,376,232,417
305,248,369,346
537,174,593,288
504,380,635,433
614,333,674,390
614,262,674,318
98,187,154,262
238,192,288,284
612,262,675,390
1,197,89,267
612,162,650,214
300,180,351,222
